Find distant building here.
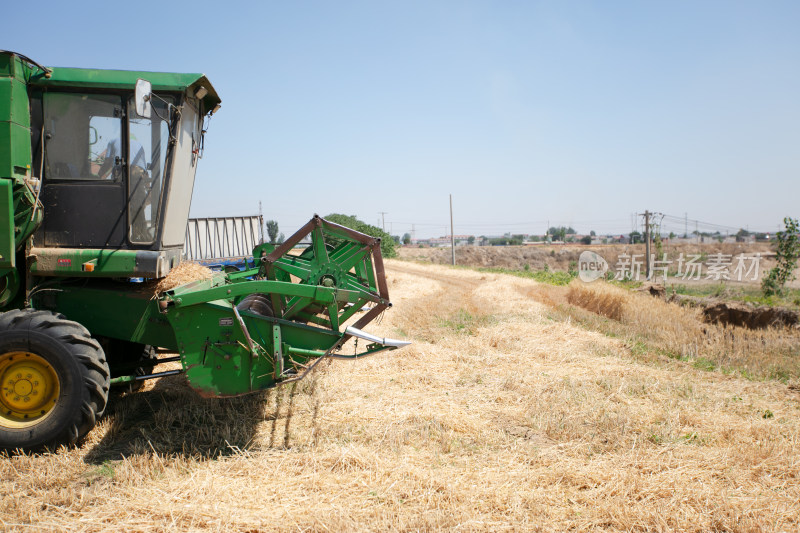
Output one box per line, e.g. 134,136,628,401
418,235,474,247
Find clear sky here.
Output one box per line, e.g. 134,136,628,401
6,1,800,238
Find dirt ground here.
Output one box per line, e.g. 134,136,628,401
1,260,799,531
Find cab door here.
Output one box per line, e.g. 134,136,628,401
40,92,127,248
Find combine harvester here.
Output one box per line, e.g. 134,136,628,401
0,51,408,451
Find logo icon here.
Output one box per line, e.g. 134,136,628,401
578,250,608,282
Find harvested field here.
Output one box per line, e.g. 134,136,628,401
557,280,800,382
2,260,800,531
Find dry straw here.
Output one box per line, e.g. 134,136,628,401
1,259,798,531
566,283,626,321
154,261,213,294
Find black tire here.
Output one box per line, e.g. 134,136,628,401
100,338,157,393
0,309,110,451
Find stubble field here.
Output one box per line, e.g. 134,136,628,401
1,259,799,531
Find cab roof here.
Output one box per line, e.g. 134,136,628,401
32,67,221,110
0,51,221,111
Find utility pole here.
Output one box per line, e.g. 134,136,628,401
258,201,265,244
449,194,455,265
684,212,688,239
641,210,652,280
379,212,387,232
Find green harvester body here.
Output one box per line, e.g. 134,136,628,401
0,51,405,449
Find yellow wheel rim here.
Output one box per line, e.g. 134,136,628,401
0,352,60,429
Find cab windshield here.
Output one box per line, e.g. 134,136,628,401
127,96,173,243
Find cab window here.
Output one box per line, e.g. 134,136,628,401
44,93,124,181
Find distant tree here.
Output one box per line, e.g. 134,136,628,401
736,228,750,242
266,220,279,243
654,232,664,257
277,232,285,244
590,230,596,237
548,226,571,242
580,235,592,245
467,235,475,245
669,232,676,239
402,233,412,245
489,236,523,246
762,217,800,297
629,230,642,243
392,235,401,244
324,213,397,258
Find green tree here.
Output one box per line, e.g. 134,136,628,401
402,233,412,245
265,220,279,243
580,235,592,245
489,236,523,246
654,231,663,257
629,230,641,243
736,228,750,242
762,217,800,297
547,226,572,242
324,213,397,258
467,235,475,245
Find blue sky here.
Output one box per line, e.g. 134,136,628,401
6,1,800,238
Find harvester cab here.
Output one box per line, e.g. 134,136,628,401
0,51,408,451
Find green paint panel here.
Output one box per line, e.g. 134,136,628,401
0,78,27,123
30,248,139,276
0,121,32,178
0,55,14,77
166,299,343,397
34,281,178,350
0,55,32,179
0,181,14,268
169,300,272,396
